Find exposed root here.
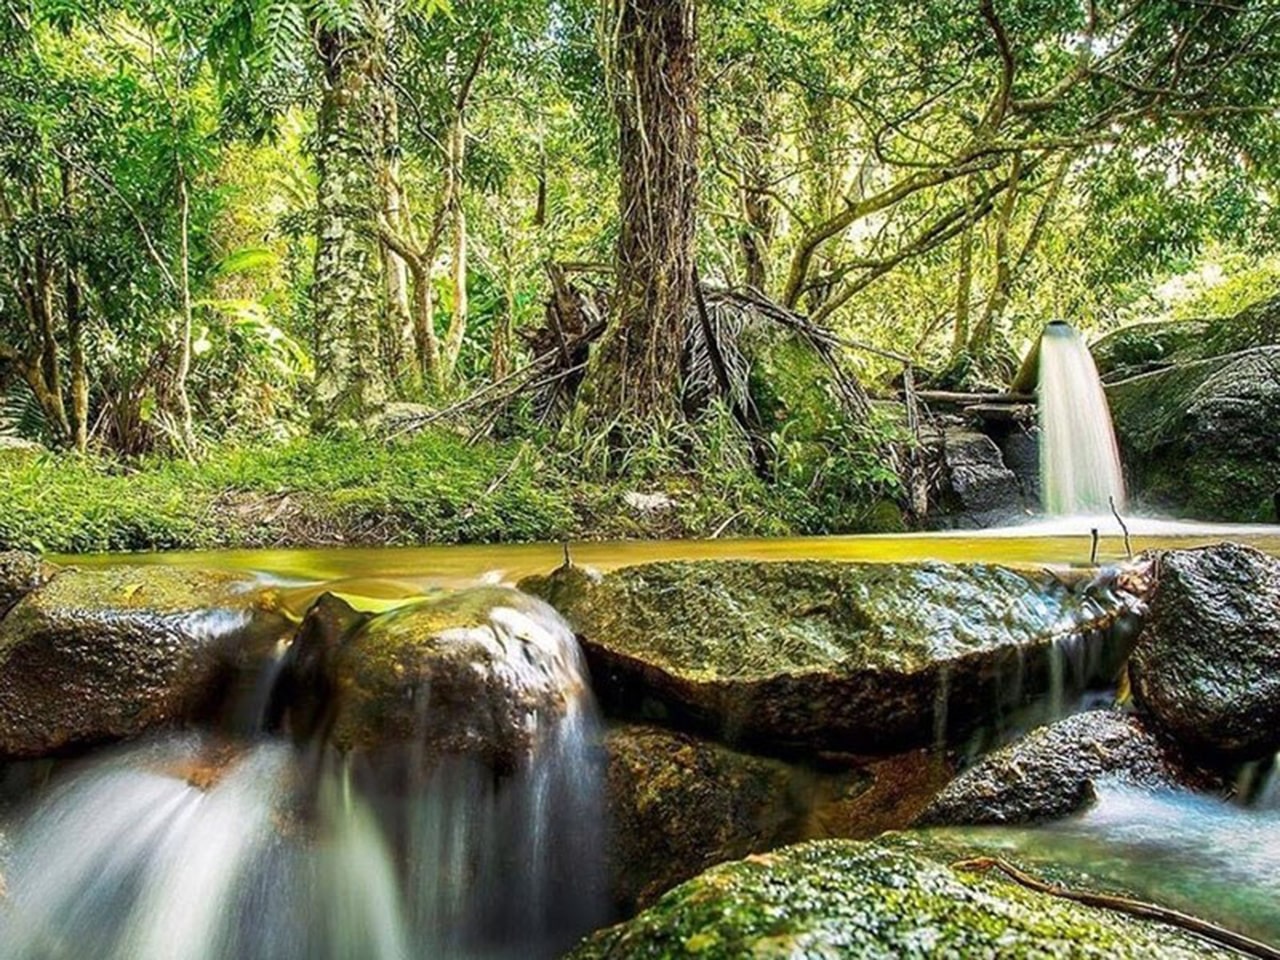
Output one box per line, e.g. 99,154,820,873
952,856,1280,960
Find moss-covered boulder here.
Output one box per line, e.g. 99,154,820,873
1106,347,1280,521
0,565,288,758
916,710,1214,827
1130,543,1280,760
523,560,1135,754
570,836,1236,959
0,551,56,618
605,723,954,913
323,586,588,770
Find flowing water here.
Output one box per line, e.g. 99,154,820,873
927,783,1280,948
7,525,1280,955
0,593,606,960
1038,321,1127,516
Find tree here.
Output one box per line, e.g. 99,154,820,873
578,0,700,429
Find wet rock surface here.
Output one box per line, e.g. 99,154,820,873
0,565,287,758
1131,543,1280,760
0,551,56,619
524,560,1133,754
324,586,587,770
916,710,1215,827
569,836,1237,959
1107,346,1280,522
938,428,1027,525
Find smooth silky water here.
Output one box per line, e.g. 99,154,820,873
8,524,1280,954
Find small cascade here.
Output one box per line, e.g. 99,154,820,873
0,589,607,960
1037,321,1127,516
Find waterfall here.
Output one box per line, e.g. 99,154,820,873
0,591,607,960
1037,321,1127,516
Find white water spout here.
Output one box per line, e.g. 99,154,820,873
1037,321,1126,516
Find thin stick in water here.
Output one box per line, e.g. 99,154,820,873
1090,528,1099,565
1109,496,1133,558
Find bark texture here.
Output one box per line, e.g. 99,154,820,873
311,20,390,428
581,0,699,426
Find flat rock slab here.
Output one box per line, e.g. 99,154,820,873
569,837,1237,959
0,564,287,758
1132,543,1280,759
916,710,1214,827
524,560,1133,753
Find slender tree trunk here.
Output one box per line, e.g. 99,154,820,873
579,0,699,428
173,168,196,454
60,165,89,453
376,76,413,385
311,21,389,429
442,114,468,382
738,106,774,292
952,178,978,356
493,237,515,382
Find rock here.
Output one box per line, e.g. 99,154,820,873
522,560,1135,754
622,491,676,515
325,586,588,771
937,428,1026,525
1107,347,1280,521
916,710,1213,826
1130,543,1280,759
569,836,1235,959
996,424,1041,505
0,565,289,758
1092,319,1213,380
604,723,955,912
0,551,56,619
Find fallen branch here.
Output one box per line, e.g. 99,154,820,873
952,857,1280,960
1110,496,1133,558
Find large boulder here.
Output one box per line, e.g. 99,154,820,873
0,564,289,758
1107,347,1280,521
935,428,1026,526
916,710,1214,827
569,837,1237,959
523,560,1136,754
1130,543,1280,760
317,587,589,771
603,724,951,912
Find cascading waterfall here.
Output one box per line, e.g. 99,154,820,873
0,591,607,960
1037,320,1127,516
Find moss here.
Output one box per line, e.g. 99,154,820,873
570,838,1238,959
524,560,1095,680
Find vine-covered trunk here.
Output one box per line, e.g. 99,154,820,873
580,0,699,427
311,22,389,429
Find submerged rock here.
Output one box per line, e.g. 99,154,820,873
570,837,1236,959
325,586,588,771
1107,346,1280,522
524,560,1134,754
0,551,56,619
916,710,1214,827
0,565,288,758
604,724,954,913
1131,543,1280,760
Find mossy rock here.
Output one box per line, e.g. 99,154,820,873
0,551,56,618
0,564,288,758
327,586,587,770
1107,347,1280,522
1091,319,1213,378
605,723,955,914
570,836,1236,959
522,560,1134,754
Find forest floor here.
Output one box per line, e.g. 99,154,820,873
0,430,905,554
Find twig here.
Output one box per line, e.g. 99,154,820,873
1090,528,1099,565
710,511,745,539
1110,496,1133,558
952,857,1280,960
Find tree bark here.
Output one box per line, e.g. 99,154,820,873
737,108,774,293
173,167,196,454
442,113,469,383
311,18,390,429
580,0,699,428
376,85,413,385
60,164,89,453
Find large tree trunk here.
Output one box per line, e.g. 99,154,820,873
311,21,390,429
580,0,699,428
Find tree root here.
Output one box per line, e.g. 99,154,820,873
952,856,1280,960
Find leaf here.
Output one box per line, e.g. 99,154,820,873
214,245,280,277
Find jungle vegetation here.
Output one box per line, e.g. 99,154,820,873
1,0,1277,549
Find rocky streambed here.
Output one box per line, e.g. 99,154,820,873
0,541,1277,956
